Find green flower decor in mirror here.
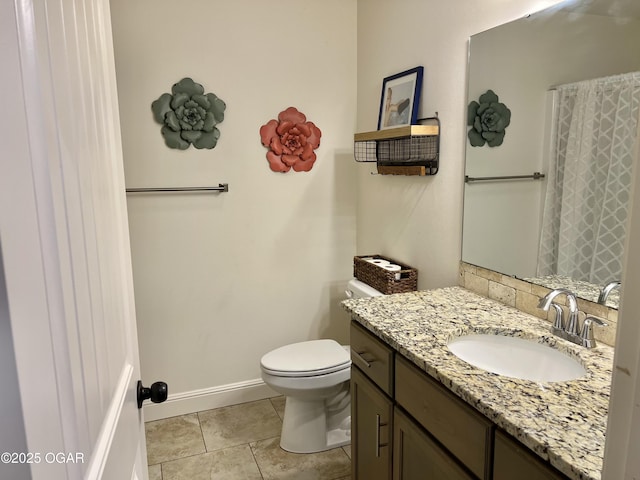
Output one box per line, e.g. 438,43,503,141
467,90,511,147
151,78,226,150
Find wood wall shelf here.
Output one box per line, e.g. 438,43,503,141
354,124,439,142
353,117,440,176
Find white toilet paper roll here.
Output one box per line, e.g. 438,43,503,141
369,258,390,266
381,263,402,280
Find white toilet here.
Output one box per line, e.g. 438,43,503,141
260,279,382,453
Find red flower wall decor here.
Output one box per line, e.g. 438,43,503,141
259,107,322,173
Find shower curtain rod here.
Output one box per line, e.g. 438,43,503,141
464,172,545,183
126,183,229,193
549,71,640,91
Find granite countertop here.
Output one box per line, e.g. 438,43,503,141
342,286,614,480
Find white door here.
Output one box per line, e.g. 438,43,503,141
1,1,148,479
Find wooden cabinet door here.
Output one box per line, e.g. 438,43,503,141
393,409,474,480
493,430,569,480
351,366,393,480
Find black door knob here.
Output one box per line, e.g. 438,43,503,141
137,380,168,409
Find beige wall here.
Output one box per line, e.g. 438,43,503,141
110,0,357,417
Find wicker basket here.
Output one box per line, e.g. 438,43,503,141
353,255,418,294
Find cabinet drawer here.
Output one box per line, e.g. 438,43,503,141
395,356,492,479
494,430,568,480
350,322,394,396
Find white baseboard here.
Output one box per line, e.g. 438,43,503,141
142,378,279,422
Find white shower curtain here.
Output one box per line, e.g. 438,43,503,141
537,71,640,284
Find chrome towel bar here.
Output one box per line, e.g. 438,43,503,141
464,172,545,183
126,183,229,193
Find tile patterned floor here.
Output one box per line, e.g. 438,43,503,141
145,397,351,480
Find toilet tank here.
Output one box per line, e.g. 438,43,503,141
346,279,383,299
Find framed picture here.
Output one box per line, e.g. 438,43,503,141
377,66,424,130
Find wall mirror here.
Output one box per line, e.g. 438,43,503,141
462,0,640,309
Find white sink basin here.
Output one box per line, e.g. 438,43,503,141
447,334,586,382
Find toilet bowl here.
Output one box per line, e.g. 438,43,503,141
260,279,382,453
261,339,352,453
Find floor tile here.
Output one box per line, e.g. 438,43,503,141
342,444,351,458
269,396,285,420
145,413,206,465
161,444,262,480
148,464,162,480
199,399,282,451
251,436,351,480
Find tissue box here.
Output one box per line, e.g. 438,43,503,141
353,255,418,294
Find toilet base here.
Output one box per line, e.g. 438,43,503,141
280,412,351,453
279,388,351,454
326,421,351,449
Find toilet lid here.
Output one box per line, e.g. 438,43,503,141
261,339,351,377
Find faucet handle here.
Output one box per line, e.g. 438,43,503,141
580,316,608,348
550,303,564,331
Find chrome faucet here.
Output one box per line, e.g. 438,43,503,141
597,280,621,305
537,288,580,339
537,288,607,348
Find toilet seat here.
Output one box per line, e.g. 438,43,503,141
261,339,351,377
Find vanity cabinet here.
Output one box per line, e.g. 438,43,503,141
351,321,571,480
351,322,475,480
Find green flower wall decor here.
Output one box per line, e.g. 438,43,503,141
151,78,226,150
467,90,511,147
